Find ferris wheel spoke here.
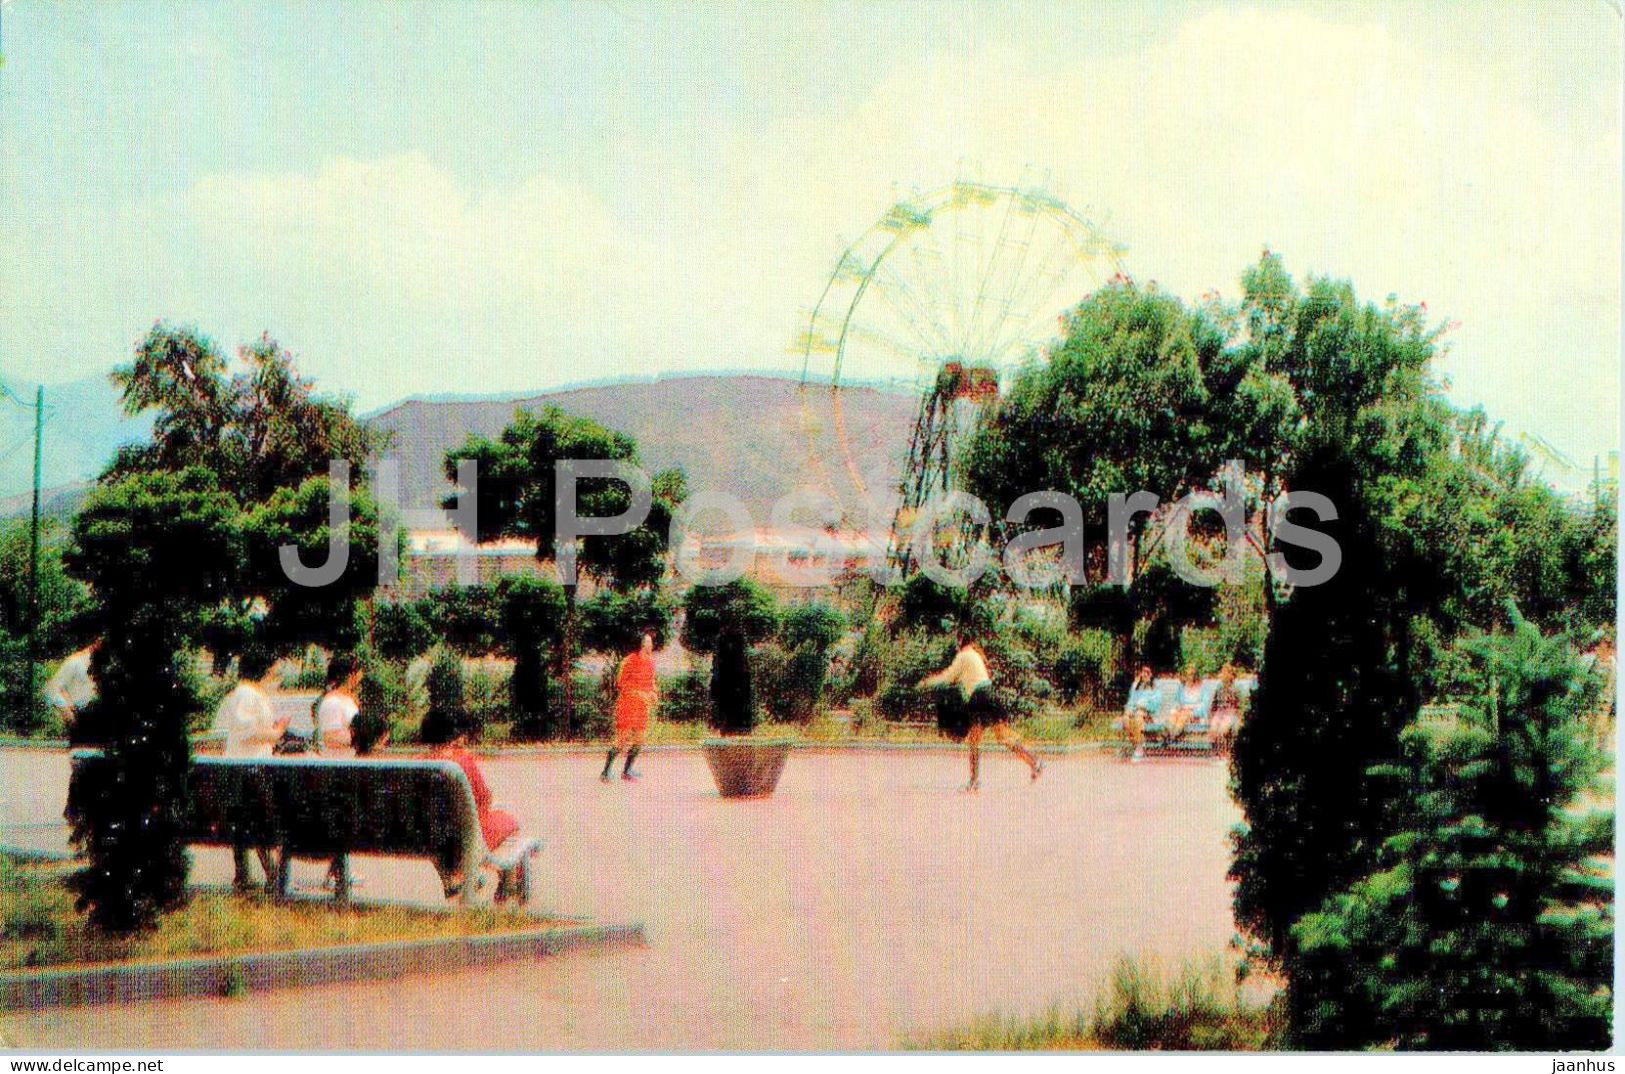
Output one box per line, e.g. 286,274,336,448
963,187,1021,364
906,227,960,355
982,219,1094,362
968,196,1047,364
803,182,1125,529
987,256,1102,366
868,254,956,361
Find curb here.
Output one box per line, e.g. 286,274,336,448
0,737,1121,757
0,921,645,1012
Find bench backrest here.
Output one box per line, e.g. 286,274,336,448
68,752,483,863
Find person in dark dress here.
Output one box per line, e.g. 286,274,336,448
919,629,1043,791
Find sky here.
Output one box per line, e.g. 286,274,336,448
0,0,1619,481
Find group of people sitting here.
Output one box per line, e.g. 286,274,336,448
1120,664,1255,762
209,649,517,900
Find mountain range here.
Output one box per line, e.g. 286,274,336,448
1,373,919,528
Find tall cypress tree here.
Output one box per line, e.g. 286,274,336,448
1229,438,1414,964
64,468,240,931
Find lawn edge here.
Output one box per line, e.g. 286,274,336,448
0,921,646,1012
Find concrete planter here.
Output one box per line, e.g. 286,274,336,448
701,739,791,798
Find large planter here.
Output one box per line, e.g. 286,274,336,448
702,739,791,799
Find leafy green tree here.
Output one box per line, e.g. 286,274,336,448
109,324,383,666
1230,438,1416,961
109,328,376,503
1229,262,1454,970
1292,614,1613,1049
63,468,241,931
0,518,94,733
444,407,685,727
961,279,1286,686
681,579,778,735
580,589,672,656
243,473,383,656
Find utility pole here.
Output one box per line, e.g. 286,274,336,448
23,386,42,730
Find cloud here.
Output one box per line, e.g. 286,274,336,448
2,7,1615,470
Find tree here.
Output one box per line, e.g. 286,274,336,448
681,579,778,735
109,324,382,667
443,407,685,731
63,468,241,930
243,473,384,657
109,328,376,504
1229,264,1455,973
961,278,1288,689
1291,614,1613,1049
580,588,672,656
0,518,93,733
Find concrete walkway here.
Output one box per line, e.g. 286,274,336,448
0,746,1239,1050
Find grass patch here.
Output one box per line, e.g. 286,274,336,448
0,854,565,973
904,957,1282,1051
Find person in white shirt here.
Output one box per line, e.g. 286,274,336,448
920,629,1043,791
314,653,362,756
215,649,287,759
214,647,288,889
311,653,363,893
45,641,98,727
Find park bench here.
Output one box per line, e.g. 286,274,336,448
67,751,542,906
1113,677,1248,757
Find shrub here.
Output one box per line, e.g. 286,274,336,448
462,661,509,734
710,629,756,734
498,577,566,741
753,640,827,723
429,584,505,657
573,668,611,741
844,618,886,698
682,580,777,737
1177,627,1228,678
371,599,436,664
778,601,847,653
279,647,328,692
1053,630,1120,707
877,631,955,720
657,670,709,723
353,648,410,752
421,647,467,744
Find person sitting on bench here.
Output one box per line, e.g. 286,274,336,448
419,706,520,899
1123,665,1159,762
215,644,288,889
1167,668,1212,742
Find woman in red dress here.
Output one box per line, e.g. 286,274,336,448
602,632,659,782
422,713,519,897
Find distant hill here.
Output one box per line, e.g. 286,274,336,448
0,372,920,526
0,375,151,505
370,374,918,526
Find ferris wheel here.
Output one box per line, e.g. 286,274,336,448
796,180,1126,570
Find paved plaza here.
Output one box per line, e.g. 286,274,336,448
1,746,1238,1050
